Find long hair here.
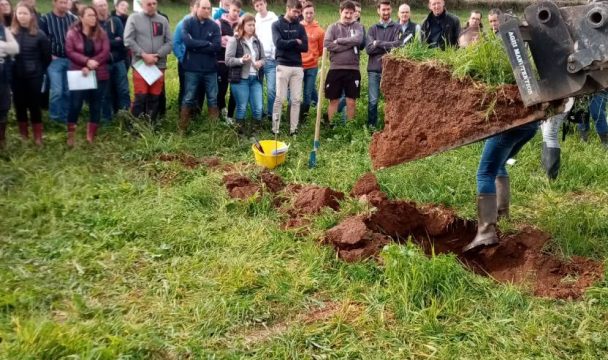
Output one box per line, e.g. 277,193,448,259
10,2,38,35
235,13,255,39
77,5,104,40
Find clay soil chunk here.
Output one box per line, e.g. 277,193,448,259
370,58,548,169
222,174,260,199
293,186,345,215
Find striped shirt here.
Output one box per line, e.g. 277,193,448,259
40,12,77,58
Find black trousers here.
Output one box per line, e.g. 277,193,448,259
12,75,44,124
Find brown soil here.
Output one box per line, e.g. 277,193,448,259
260,170,285,193
158,153,202,169
350,172,381,198
222,173,260,199
292,186,345,215
370,59,548,169
324,174,604,300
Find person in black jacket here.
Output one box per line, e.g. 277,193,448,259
0,0,12,27
10,2,50,146
420,0,460,49
271,0,307,136
94,0,130,122
0,11,19,149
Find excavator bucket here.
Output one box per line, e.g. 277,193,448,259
499,1,608,106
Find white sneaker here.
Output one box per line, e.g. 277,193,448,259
226,117,235,125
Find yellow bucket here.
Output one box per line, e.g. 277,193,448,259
252,140,288,169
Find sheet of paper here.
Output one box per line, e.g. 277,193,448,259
133,60,163,86
67,70,98,91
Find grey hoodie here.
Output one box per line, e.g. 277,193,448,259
124,11,172,69
323,21,364,71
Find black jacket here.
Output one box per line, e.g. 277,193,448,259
420,10,460,49
271,15,307,67
99,16,126,63
111,10,128,29
12,27,52,79
182,16,221,73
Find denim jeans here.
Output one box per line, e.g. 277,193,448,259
303,67,318,108
263,58,276,117
47,57,70,122
579,90,608,135
183,71,218,109
68,80,109,124
367,71,382,126
476,122,538,194
102,61,131,122
231,75,263,121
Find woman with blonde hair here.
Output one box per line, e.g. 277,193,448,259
10,1,50,146
225,13,265,135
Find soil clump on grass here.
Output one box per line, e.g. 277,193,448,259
370,59,548,169
222,173,260,199
327,173,603,299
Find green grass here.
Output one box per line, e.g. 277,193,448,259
2,2,608,358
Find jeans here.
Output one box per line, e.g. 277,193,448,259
302,67,318,108
183,71,218,109
231,75,263,121
263,58,276,117
476,122,538,194
367,71,382,126
579,90,608,135
102,61,131,122
68,80,109,124
47,57,70,122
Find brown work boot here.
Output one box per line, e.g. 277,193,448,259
178,107,191,134
208,107,219,123
495,176,510,219
67,123,77,148
463,194,499,252
32,123,43,147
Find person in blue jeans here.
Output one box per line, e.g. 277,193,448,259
579,90,608,147
225,14,265,135
39,0,77,123
253,0,277,121
463,121,539,252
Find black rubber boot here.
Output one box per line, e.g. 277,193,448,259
495,176,510,219
542,142,561,180
463,194,499,252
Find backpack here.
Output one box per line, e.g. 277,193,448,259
0,25,14,83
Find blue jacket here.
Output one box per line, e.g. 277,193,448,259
272,15,308,67
173,14,191,63
181,16,221,73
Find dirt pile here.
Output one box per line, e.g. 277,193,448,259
158,153,235,171
370,58,548,169
222,173,260,199
325,173,604,299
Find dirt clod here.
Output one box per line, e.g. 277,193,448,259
350,172,381,198
292,186,345,215
260,170,285,193
222,174,260,199
370,59,548,169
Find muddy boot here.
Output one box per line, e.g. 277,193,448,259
235,119,246,136
208,107,219,123
18,122,29,141
67,123,77,148
496,176,510,219
0,122,6,149
463,194,499,252
32,123,43,147
579,129,589,142
600,133,608,148
86,122,98,144
541,142,561,180
131,94,147,119
178,107,191,134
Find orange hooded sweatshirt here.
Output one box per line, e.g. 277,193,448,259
301,20,325,69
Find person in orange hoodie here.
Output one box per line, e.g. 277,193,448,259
300,1,323,122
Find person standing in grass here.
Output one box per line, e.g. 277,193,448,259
174,0,204,113
253,0,277,122
215,0,241,124
270,0,307,136
323,0,363,123
300,1,323,123
111,0,128,28
124,0,172,125
225,13,265,136
65,6,110,146
420,0,460,49
179,0,221,133
40,0,77,124
396,3,419,45
10,2,50,146
0,11,19,149
365,0,399,129
94,0,130,123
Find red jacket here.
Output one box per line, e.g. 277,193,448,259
65,23,110,81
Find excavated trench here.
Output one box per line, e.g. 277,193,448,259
370,58,549,169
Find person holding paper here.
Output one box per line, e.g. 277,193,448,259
123,0,171,125
10,2,51,146
65,5,109,146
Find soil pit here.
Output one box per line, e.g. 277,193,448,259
326,173,604,300
370,58,549,169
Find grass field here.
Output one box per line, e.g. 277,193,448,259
2,2,608,358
